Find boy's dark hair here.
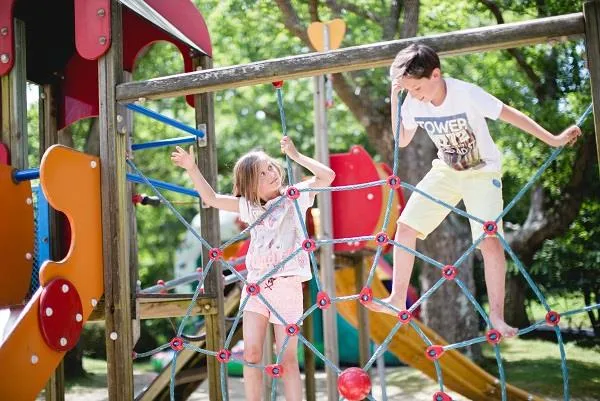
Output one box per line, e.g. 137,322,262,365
390,44,440,80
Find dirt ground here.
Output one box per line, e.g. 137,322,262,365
37,366,461,401
35,365,595,401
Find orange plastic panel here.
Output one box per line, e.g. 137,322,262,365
0,145,103,400
307,19,346,51
0,164,34,306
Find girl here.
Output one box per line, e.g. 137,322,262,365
171,136,335,401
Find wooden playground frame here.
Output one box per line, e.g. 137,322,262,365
2,1,600,400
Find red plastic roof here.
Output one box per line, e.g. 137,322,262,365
59,1,211,129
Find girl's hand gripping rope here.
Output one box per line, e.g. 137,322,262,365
280,136,300,160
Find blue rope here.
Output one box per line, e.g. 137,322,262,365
128,88,595,401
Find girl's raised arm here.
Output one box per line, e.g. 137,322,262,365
171,146,239,213
280,137,336,189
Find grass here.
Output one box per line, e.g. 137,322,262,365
526,293,593,330
61,358,155,390
481,338,600,400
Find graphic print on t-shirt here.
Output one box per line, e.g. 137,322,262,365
415,113,484,170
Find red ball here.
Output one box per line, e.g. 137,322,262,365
338,368,371,401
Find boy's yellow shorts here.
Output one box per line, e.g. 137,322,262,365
398,159,504,243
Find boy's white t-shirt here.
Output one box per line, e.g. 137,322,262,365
238,180,314,283
401,77,504,172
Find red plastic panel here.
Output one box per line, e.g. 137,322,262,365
59,6,212,129
145,0,212,57
74,0,111,60
0,142,9,165
0,0,15,77
330,145,382,252
38,278,83,352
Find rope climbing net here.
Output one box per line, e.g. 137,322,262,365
129,82,600,401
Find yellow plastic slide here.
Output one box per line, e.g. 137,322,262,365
334,267,542,401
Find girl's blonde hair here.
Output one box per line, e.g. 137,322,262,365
232,151,285,206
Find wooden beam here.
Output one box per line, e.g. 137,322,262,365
88,294,217,321
116,13,584,102
584,1,600,174
39,82,66,401
355,256,370,369
174,367,207,386
313,75,339,401
302,283,316,401
123,70,141,344
134,287,241,401
98,2,134,400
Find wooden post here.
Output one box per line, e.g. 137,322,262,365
98,2,134,400
313,73,338,400
584,0,600,173
123,70,140,345
194,54,226,401
262,326,273,400
355,255,370,368
39,82,66,401
302,283,316,401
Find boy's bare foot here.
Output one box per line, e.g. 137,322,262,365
490,315,518,338
363,295,406,317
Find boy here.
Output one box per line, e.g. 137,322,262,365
366,44,581,337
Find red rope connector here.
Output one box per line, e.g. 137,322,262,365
208,248,223,261
387,175,401,189
132,194,143,205
397,310,413,324
483,221,498,235
286,186,300,200
359,287,373,305
546,310,561,326
157,279,167,294
433,391,453,401
246,283,260,296
265,364,284,378
442,265,457,280
170,337,185,352
375,232,389,246
302,239,317,252
272,81,284,88
425,345,444,361
316,292,331,309
132,351,138,359
486,329,502,345
216,349,231,363
285,324,300,336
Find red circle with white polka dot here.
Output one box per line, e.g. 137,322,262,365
39,278,84,352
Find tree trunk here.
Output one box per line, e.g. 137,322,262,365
367,122,482,359
504,275,530,328
64,344,86,379
419,215,482,361
84,118,100,155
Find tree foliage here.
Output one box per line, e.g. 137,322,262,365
124,0,600,337
25,0,598,357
